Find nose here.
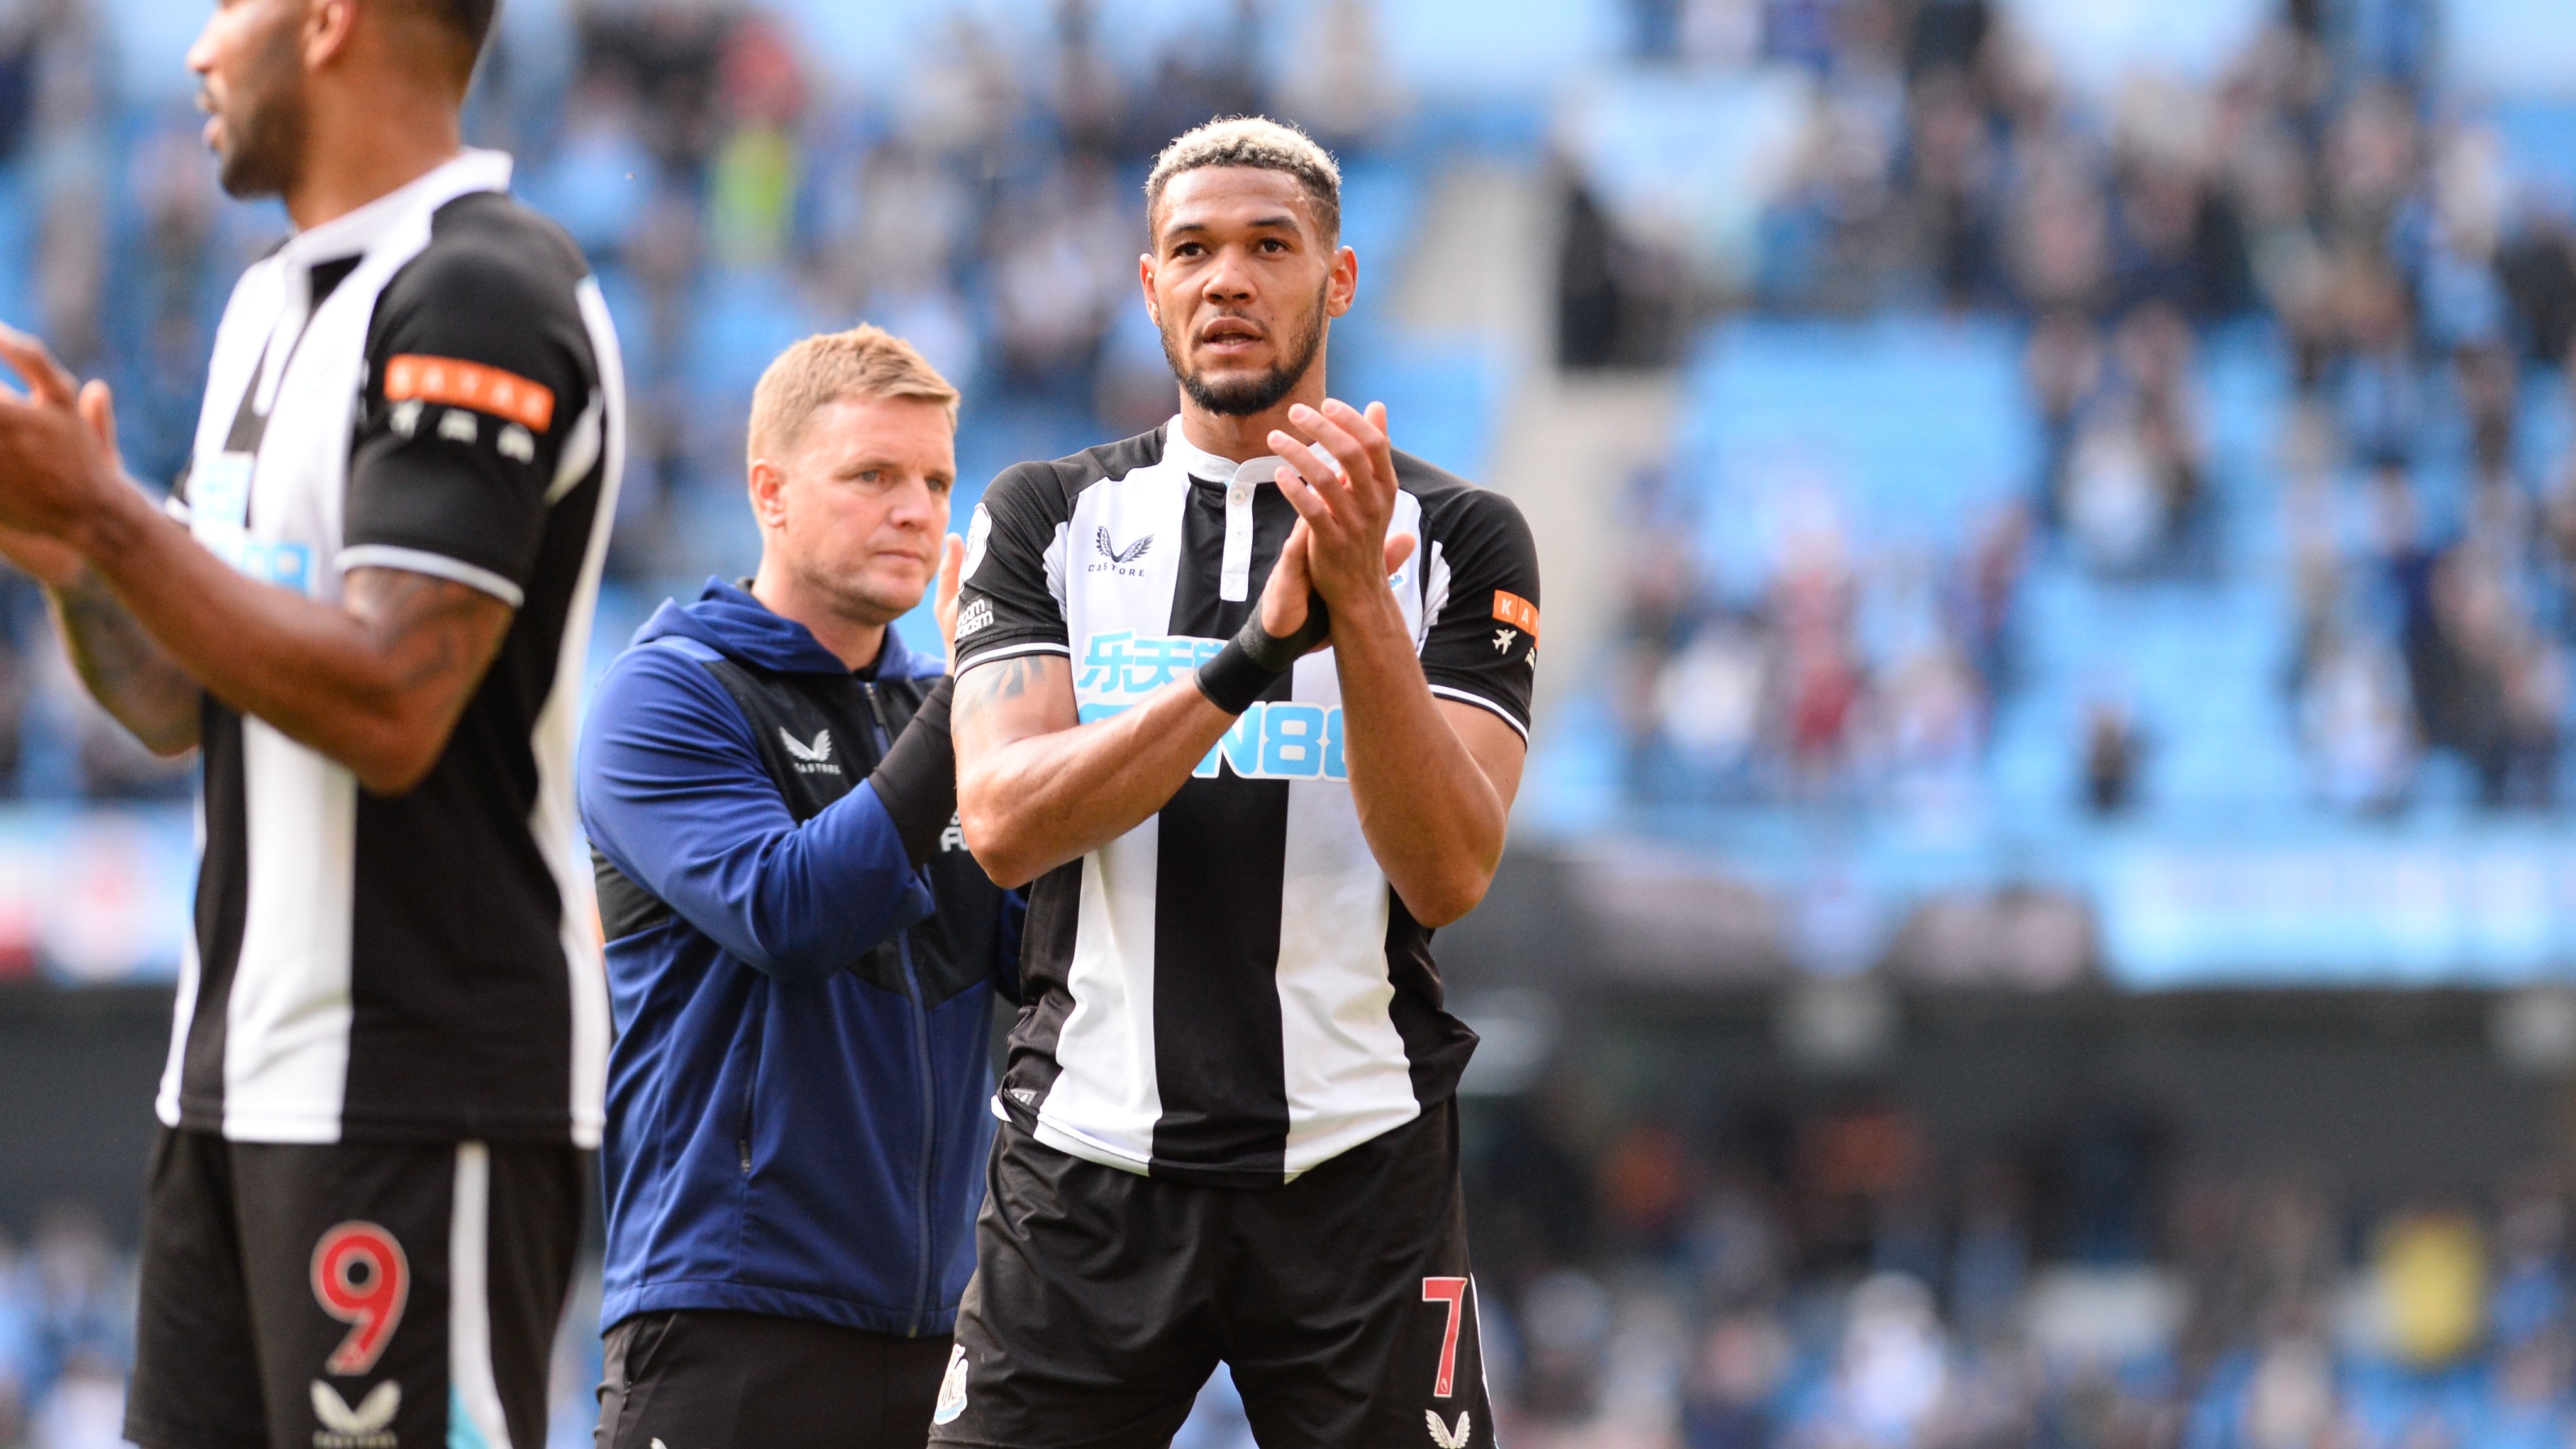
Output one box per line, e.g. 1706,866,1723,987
884,476,940,531
1201,244,1256,306
186,8,219,77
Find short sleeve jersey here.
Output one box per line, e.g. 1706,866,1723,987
160,151,624,1146
953,418,1540,1185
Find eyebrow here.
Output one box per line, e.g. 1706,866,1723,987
1163,214,1304,240
834,455,947,478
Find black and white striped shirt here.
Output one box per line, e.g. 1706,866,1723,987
157,151,624,1146
954,418,1539,1185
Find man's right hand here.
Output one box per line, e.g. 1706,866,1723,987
0,378,123,588
1256,519,1414,650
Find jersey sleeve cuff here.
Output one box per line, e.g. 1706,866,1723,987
1425,682,1530,741
337,544,526,608
955,636,1071,672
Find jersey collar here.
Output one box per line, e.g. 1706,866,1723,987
275,148,515,270
1162,415,1286,492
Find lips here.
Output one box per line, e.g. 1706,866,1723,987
1197,319,1263,349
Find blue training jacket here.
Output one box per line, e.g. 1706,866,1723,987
578,580,1016,1340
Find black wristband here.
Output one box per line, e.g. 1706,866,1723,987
1196,594,1330,714
871,677,957,868
1195,640,1280,715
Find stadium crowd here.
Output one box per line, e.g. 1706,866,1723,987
0,0,1407,801
1607,0,2576,819
1452,1091,2576,1449
11,1111,2576,1449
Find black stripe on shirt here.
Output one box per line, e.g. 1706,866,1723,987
180,701,248,1124
1144,478,1302,1175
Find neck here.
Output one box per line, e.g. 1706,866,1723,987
1174,345,1331,464
284,89,465,231
750,558,887,672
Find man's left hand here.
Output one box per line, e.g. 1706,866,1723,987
1270,399,1409,611
0,326,125,549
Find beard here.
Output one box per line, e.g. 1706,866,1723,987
1162,289,1328,418
208,13,310,200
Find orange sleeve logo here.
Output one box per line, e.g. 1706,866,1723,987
1491,590,1540,637
384,355,555,432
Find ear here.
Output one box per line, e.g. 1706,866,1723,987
748,458,788,530
1138,252,1161,330
1325,245,1358,320
304,0,360,69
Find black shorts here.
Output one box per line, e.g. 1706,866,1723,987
595,1308,954,1448
931,1097,1493,1449
125,1126,582,1449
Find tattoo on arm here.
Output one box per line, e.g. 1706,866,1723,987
50,573,200,755
953,654,1042,726
344,568,514,704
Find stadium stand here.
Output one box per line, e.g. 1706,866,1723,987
3,0,2576,1446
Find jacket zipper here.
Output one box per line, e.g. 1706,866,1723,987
864,681,943,1337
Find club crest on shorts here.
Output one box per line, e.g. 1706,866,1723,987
933,1343,971,1424
309,1379,400,1449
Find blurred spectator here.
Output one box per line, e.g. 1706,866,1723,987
1121,1,1262,162
22,1205,127,1396
2299,628,2416,811
578,0,735,173
2082,699,2141,813
1559,166,1689,370
2377,1210,2487,1368
30,0,104,374
29,1348,119,1449
1813,1273,1950,1448
1046,0,1125,160
1277,0,1404,153
1682,1311,1790,1449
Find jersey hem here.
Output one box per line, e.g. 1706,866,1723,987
602,1279,959,1340
176,1099,591,1145
1008,1092,1458,1190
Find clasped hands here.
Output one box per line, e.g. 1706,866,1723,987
1254,399,1416,647
0,324,135,586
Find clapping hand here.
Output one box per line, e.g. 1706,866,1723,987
1260,400,1414,645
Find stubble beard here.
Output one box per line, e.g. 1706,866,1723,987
211,17,310,201
1162,288,1328,418
793,544,923,633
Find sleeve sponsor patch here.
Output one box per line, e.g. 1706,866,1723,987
1491,589,1540,637
383,355,555,432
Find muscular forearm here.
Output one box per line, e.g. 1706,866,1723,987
1333,589,1509,927
74,487,498,792
955,660,1236,889
46,566,201,755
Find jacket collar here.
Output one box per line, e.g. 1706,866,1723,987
678,577,931,680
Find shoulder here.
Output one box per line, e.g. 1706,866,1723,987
379,193,592,325
1400,451,1533,545
583,638,752,750
982,428,1167,521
